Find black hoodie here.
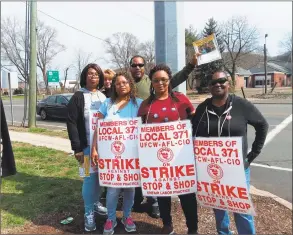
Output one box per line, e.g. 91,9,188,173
192,94,269,169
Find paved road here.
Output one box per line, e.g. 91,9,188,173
3,100,292,202
248,105,292,203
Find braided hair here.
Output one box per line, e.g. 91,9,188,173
148,64,179,104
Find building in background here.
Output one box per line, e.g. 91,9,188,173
249,62,291,88
1,69,19,94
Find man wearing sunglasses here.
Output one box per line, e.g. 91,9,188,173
130,54,199,219
192,70,268,234
130,54,198,100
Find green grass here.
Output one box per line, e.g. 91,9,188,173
28,127,47,133
1,142,82,229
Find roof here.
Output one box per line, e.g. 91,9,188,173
235,67,252,76
268,60,292,73
249,62,291,74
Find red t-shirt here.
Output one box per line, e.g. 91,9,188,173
138,92,195,123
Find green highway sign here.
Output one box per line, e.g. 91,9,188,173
47,70,59,85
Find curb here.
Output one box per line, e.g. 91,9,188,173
250,185,292,210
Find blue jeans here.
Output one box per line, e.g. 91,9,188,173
213,168,255,234
82,146,101,214
106,187,135,221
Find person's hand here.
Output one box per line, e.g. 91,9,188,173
190,53,202,66
91,148,99,166
75,151,84,164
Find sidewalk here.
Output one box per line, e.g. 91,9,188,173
9,131,72,153
9,130,292,210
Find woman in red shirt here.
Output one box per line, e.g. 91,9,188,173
137,64,198,234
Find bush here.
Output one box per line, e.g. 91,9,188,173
13,88,24,95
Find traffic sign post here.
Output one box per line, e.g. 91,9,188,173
47,70,59,86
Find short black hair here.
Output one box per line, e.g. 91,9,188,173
212,68,225,74
129,55,146,66
80,63,104,89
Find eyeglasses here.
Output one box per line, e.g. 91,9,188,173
115,81,129,87
131,63,144,68
87,73,99,77
209,78,228,86
152,78,169,84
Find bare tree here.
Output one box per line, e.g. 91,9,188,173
59,64,73,92
1,17,65,93
1,18,27,80
75,49,93,77
72,49,94,90
279,32,292,53
220,16,260,83
139,40,155,74
36,21,65,93
104,32,140,72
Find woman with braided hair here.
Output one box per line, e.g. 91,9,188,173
137,64,198,234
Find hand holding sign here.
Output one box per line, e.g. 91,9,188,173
91,147,99,166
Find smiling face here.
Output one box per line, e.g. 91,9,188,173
104,77,112,89
114,75,131,97
209,72,230,99
86,68,100,90
151,70,170,96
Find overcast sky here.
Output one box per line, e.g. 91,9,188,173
1,1,292,80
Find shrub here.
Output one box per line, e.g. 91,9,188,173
13,88,24,95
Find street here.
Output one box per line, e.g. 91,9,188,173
3,99,66,129
3,99,293,202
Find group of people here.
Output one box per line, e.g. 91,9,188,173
66,53,268,235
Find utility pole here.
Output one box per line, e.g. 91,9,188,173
28,0,37,128
264,34,268,94
22,0,31,127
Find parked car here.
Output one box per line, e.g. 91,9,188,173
37,93,73,120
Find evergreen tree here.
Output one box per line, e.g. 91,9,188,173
196,18,225,92
185,25,199,89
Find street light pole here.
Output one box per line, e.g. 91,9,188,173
264,34,268,94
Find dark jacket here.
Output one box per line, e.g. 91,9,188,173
1,98,17,177
101,88,111,98
192,94,269,169
66,91,87,153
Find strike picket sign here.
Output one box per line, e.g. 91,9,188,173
87,110,99,173
138,120,197,197
97,117,142,188
194,137,256,216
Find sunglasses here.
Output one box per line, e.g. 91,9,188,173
131,63,144,68
209,78,228,86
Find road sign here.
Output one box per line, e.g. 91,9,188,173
47,70,59,86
